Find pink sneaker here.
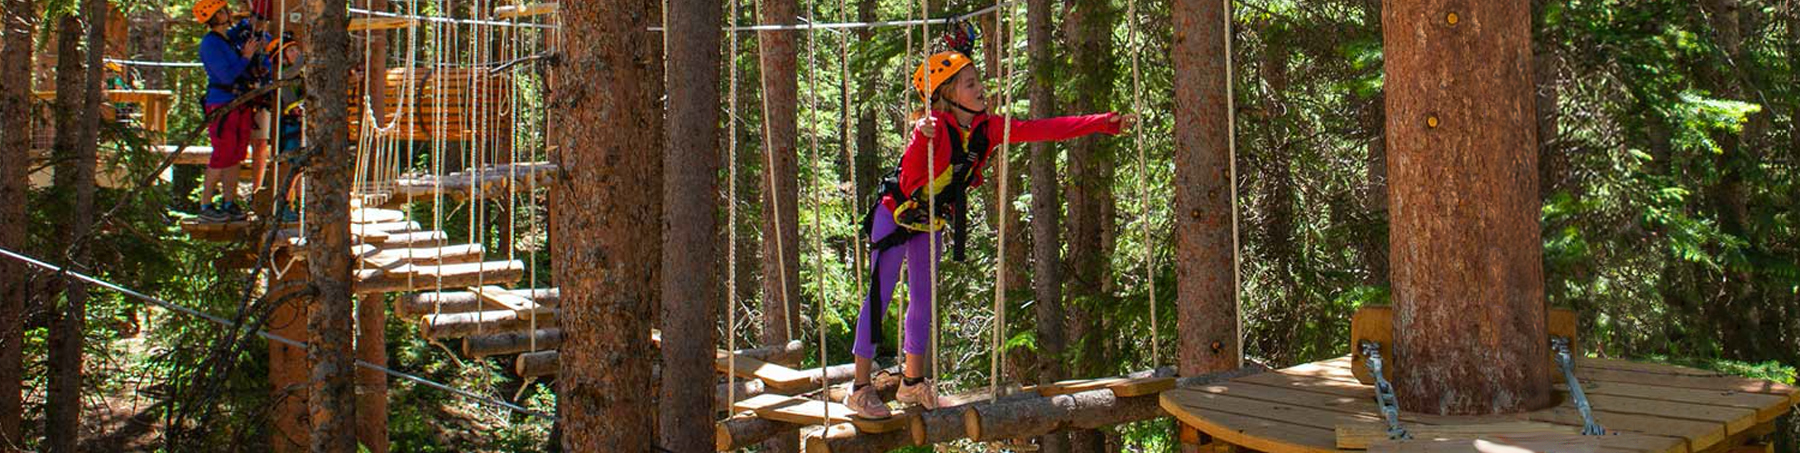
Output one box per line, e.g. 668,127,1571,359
844,384,891,419
896,378,943,410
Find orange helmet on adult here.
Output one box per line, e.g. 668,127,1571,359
911,51,973,103
193,0,229,22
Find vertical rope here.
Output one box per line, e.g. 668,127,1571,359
839,0,861,295
920,0,939,391
986,0,1015,402
1224,0,1242,364
726,0,741,411
1126,0,1155,368
754,0,797,343
802,0,829,425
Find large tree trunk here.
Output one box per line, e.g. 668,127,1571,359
1355,0,1388,286
0,0,30,446
554,0,662,449
659,0,722,449
1025,0,1067,450
126,9,165,89
1171,0,1241,449
757,0,802,450
353,2,389,450
46,6,99,450
1383,0,1552,415
852,0,879,208
304,0,358,449
1062,0,1115,450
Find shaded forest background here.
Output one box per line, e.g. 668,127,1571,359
1,0,1795,450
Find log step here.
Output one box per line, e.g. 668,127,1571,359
355,259,523,294
420,308,557,340
472,285,552,316
396,287,559,318
733,394,909,434
358,243,485,269
493,2,557,18
720,352,812,392
351,208,407,224
463,328,562,358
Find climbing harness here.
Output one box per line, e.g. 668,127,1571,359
1553,336,1606,435
1360,340,1411,440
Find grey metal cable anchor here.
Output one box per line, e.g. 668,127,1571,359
1552,335,1605,435
1359,340,1411,440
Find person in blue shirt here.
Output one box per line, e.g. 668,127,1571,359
195,0,265,223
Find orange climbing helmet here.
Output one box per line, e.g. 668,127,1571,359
193,0,228,23
912,51,973,103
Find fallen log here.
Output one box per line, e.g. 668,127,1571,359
463,328,563,358
396,287,559,318
420,308,558,340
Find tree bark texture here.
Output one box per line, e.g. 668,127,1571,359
304,0,358,448
47,7,98,451
0,0,33,446
758,0,802,450
1172,0,1241,381
1025,0,1067,449
758,0,803,355
1382,0,1553,415
126,9,165,89
553,0,662,450
660,0,722,449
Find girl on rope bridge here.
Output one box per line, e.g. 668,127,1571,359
194,0,267,223
845,23,1136,419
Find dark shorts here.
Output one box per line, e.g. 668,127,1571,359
205,103,254,169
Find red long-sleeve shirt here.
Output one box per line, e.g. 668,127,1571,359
881,110,1122,211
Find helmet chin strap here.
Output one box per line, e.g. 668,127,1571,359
942,97,987,116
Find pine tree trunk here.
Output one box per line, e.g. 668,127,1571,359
303,0,358,449
853,0,879,207
1063,0,1114,448
659,0,721,449
0,0,33,447
47,6,99,449
1025,0,1066,449
1383,0,1552,415
1172,0,1240,378
353,2,389,449
757,0,802,448
553,1,662,449
127,9,166,89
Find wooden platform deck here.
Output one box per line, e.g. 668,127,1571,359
1160,356,1797,452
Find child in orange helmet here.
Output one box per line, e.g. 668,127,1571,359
845,24,1136,419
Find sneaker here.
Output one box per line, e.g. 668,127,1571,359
896,377,943,410
222,202,248,222
844,384,891,420
197,204,229,223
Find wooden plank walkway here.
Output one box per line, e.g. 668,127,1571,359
1160,356,1797,453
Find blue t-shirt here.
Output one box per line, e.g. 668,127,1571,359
199,19,256,105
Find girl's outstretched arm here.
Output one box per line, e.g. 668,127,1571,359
998,112,1133,143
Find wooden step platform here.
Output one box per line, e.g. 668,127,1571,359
179,219,258,242
1027,376,1176,398
354,259,524,294
396,287,558,318
349,16,414,31
1159,356,1799,453
472,285,552,316
733,394,909,434
392,162,558,200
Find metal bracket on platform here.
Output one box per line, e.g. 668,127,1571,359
1552,336,1605,435
1359,340,1411,440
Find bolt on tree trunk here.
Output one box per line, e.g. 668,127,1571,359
1381,0,1553,415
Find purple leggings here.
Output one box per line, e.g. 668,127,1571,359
852,204,942,359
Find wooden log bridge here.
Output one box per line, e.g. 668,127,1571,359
1159,356,1800,453
706,367,1260,452
392,162,558,201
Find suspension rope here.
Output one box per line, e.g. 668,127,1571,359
1126,0,1156,368
726,0,742,412
921,0,939,391
803,0,829,425
756,0,797,343
1225,0,1243,364
987,0,1016,402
